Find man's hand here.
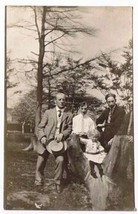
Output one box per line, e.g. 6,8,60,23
97,124,104,128
79,132,88,136
80,137,88,145
40,136,47,147
108,138,113,146
55,133,64,142
97,124,105,132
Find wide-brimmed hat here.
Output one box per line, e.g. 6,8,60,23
46,139,67,155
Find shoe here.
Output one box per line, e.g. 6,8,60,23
55,184,61,194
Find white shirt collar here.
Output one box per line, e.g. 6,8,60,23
56,106,64,113
78,113,88,118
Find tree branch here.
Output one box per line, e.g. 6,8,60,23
33,7,41,41
44,32,66,47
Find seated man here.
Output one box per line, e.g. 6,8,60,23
35,92,73,193
96,93,126,152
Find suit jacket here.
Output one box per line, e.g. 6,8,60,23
36,107,73,154
96,105,126,144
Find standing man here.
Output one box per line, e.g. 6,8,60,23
35,92,73,193
96,93,125,152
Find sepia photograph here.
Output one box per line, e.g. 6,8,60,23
5,5,135,211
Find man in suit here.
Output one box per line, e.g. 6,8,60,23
35,92,73,193
96,93,125,152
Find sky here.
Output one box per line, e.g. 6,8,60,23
72,7,132,60
7,6,132,60
6,6,132,108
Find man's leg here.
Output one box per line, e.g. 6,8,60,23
35,150,49,186
62,151,70,180
54,154,64,185
99,138,110,153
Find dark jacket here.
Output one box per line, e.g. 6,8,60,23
96,105,126,145
117,111,133,136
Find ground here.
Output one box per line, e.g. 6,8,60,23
5,134,92,210
4,133,135,210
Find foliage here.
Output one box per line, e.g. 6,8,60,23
7,7,132,118
119,40,133,102
89,40,133,110
6,56,18,89
8,6,98,106
42,56,95,106
12,90,37,123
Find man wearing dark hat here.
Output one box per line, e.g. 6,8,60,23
96,93,125,152
35,92,73,193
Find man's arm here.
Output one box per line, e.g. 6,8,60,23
96,110,109,133
96,109,107,125
72,117,76,133
61,113,73,140
37,110,48,141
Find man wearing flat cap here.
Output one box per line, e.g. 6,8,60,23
96,93,125,152
35,92,73,193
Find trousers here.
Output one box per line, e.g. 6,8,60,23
35,149,64,185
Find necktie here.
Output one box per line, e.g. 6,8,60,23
107,110,112,123
58,110,62,118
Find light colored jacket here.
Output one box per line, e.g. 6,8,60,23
36,107,73,154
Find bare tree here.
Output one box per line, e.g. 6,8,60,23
7,6,98,131
6,6,99,151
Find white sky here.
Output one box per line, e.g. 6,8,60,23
7,6,132,61
73,7,132,60
6,6,132,108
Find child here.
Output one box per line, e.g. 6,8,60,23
80,129,106,178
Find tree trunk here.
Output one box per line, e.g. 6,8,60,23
34,6,47,134
36,7,47,120
67,134,110,210
23,7,47,151
47,77,51,108
33,7,47,148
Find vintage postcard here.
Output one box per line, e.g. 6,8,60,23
1,0,138,212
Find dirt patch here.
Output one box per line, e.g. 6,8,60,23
7,190,50,209
5,139,92,210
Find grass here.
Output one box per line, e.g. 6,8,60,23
4,134,92,210
4,133,135,210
